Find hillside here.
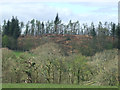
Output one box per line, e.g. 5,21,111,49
17,34,117,56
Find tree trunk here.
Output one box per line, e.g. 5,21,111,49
59,69,62,84
47,66,51,83
52,70,55,83
77,69,80,84
71,71,75,84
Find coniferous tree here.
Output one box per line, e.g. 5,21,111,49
2,20,7,35
76,21,80,35
2,16,21,49
3,16,21,39
49,20,54,34
116,23,120,49
13,18,21,39
90,22,96,37
36,20,41,35
111,23,116,37
104,22,110,36
30,19,35,36
46,21,50,34
3,20,10,36
20,22,24,35
41,22,44,34
25,21,30,36
54,13,61,34
98,22,103,36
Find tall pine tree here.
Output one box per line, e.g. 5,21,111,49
54,13,61,34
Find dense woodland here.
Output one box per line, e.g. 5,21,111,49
1,14,120,85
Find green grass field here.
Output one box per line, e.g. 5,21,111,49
13,51,36,57
2,83,119,88
13,51,24,57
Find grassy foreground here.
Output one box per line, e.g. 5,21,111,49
2,83,119,88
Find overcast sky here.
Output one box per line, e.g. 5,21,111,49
0,0,118,25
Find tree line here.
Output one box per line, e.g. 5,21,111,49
1,14,120,50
